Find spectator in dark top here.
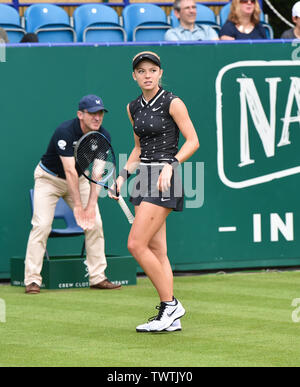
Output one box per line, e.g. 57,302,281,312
220,0,267,40
20,33,39,43
281,1,300,40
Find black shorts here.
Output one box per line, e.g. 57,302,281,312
129,163,184,212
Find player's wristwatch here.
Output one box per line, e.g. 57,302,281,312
119,168,132,180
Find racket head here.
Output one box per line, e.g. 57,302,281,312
74,131,117,193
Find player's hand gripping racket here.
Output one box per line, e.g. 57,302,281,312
74,131,135,224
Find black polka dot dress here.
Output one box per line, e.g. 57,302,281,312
128,87,184,212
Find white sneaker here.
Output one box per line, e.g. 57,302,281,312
165,319,182,332
136,298,185,332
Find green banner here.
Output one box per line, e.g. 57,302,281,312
1,42,300,278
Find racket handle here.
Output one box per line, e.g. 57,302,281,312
118,195,135,224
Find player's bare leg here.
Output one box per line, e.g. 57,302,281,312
147,218,174,299
128,202,185,332
147,212,181,331
128,202,173,301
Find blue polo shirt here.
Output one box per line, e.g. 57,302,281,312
41,118,111,179
165,24,219,41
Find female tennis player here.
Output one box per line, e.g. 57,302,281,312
115,51,199,332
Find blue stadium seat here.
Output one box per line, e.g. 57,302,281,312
73,4,126,42
262,24,274,39
219,2,232,26
29,189,85,260
0,4,26,43
25,4,76,43
170,3,220,32
122,3,170,42
219,1,273,38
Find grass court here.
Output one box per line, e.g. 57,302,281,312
1,270,300,367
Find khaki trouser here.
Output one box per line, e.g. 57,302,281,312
24,164,107,287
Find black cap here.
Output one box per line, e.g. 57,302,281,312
132,53,161,70
78,94,108,113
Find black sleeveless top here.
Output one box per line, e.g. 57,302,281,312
129,87,180,162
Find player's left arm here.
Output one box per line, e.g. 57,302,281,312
170,98,200,163
157,98,199,192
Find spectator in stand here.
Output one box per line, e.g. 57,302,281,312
220,0,267,40
20,33,39,43
281,1,300,39
0,28,9,43
165,0,219,41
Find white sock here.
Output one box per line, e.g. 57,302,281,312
164,297,177,306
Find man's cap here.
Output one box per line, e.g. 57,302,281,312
132,53,161,70
293,1,300,17
78,94,108,113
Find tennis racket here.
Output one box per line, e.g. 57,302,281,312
74,131,135,224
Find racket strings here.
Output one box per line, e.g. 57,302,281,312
75,132,135,224
76,133,115,184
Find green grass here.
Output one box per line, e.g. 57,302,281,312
1,270,300,367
